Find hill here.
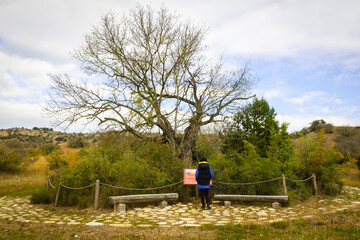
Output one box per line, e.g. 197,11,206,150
291,123,360,159
0,127,99,150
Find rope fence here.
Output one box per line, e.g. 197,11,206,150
286,175,314,182
60,183,96,190
47,173,318,210
100,180,183,191
47,177,57,189
213,177,282,186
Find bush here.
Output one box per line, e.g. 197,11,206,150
55,136,67,142
211,140,284,195
47,149,68,169
68,137,88,148
50,134,185,207
0,145,24,173
30,186,52,204
41,143,60,155
291,129,344,195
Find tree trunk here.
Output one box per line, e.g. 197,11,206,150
181,122,201,166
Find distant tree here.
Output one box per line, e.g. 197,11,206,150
68,137,88,148
55,136,66,142
309,119,326,132
40,143,60,155
309,119,333,133
0,145,24,173
6,129,13,136
44,5,256,164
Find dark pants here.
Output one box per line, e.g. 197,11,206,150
199,188,210,207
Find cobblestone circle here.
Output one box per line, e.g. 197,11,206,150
1,187,359,228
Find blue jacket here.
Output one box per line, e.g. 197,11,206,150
195,162,213,189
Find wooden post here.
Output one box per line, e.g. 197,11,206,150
54,183,61,207
312,173,319,196
94,180,100,210
195,187,199,201
282,174,287,195
183,185,187,204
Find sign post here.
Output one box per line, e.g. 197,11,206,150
183,169,197,204
183,169,212,204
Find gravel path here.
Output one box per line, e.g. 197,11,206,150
1,187,359,228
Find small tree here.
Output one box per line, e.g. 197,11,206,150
44,5,256,164
0,145,24,173
292,129,344,195
221,97,282,158
309,119,333,133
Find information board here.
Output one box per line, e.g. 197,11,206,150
183,168,197,185
183,168,212,185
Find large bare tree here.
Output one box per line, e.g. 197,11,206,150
45,5,256,164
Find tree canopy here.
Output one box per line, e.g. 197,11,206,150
221,97,285,157
45,5,256,164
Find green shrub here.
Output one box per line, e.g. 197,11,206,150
47,149,68,169
211,141,284,195
68,137,88,148
291,129,344,195
0,145,24,173
55,136,67,142
30,186,52,204
40,143,60,155
51,134,185,207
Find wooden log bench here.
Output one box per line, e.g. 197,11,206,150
108,193,179,212
213,194,288,207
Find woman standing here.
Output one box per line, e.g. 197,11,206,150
195,157,213,210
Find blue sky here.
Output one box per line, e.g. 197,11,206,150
0,0,359,133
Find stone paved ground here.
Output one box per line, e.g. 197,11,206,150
1,187,360,228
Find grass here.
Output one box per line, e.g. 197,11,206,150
342,162,360,188
0,156,48,196
1,210,359,239
200,212,360,239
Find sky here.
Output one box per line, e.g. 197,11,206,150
0,0,359,133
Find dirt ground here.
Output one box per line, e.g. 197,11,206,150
0,220,215,240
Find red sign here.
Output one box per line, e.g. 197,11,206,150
183,169,197,185
183,168,212,185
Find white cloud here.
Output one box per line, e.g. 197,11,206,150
0,0,133,61
276,114,314,132
263,88,283,99
321,107,331,114
339,106,359,114
206,0,360,58
334,99,343,104
277,114,360,133
0,100,49,128
0,50,78,102
287,91,327,105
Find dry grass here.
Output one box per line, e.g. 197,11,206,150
0,156,48,196
342,158,360,188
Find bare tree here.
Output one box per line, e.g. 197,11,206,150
45,5,256,164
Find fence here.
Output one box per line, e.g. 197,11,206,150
212,173,318,196
48,173,318,210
